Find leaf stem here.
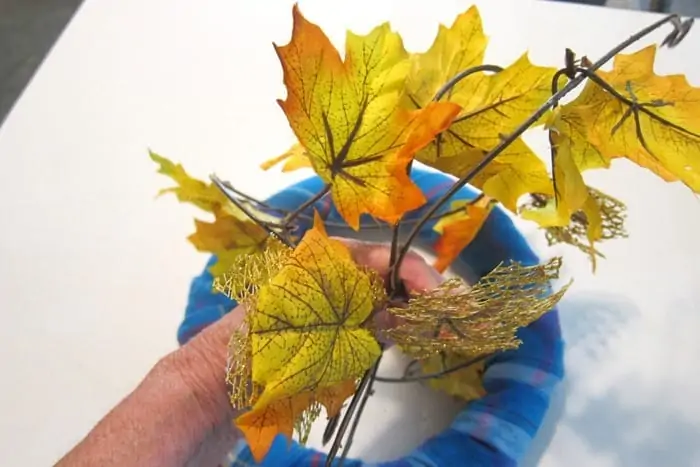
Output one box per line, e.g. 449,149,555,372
576,66,700,139
282,185,331,226
392,13,686,275
338,360,382,464
210,174,294,247
388,223,401,293
219,180,273,209
433,64,504,102
374,353,489,383
325,355,383,466
291,204,480,233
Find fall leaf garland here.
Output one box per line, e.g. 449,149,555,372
147,4,700,463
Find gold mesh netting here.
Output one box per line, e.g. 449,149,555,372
385,257,570,359
220,239,292,410
294,402,323,445
225,324,262,410
214,237,292,305
590,187,627,241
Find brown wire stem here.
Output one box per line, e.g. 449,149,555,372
324,354,383,466
374,353,490,383
389,13,687,281
283,185,331,226
433,64,505,101
210,174,293,247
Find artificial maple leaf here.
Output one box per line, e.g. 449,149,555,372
405,5,487,105
188,217,269,277
275,5,460,229
249,213,385,407
551,102,616,172
433,196,497,273
236,391,313,462
150,150,226,213
562,45,700,192
542,125,592,227
519,105,605,232
385,258,570,358
260,143,312,173
236,379,356,462
547,91,676,184
420,352,486,401
517,104,620,271
150,151,269,276
433,53,556,150
405,28,556,211
428,139,554,212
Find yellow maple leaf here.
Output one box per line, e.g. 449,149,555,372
405,5,487,105
236,380,356,463
420,353,486,401
552,102,616,172
538,126,591,227
275,5,460,229
150,151,269,276
150,150,226,213
520,107,627,272
405,22,556,212
428,139,553,212
443,53,556,149
260,143,312,173
520,105,602,230
250,213,385,407
188,217,269,278
433,196,497,273
563,45,699,191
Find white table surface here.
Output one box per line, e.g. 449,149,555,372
2,0,700,465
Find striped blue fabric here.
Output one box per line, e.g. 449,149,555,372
178,167,564,466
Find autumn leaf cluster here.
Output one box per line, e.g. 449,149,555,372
148,3,700,462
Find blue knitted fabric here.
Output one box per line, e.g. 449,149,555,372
178,167,564,467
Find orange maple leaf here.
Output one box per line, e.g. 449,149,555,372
236,380,356,462
236,392,313,462
274,5,460,229
433,196,496,272
260,143,312,173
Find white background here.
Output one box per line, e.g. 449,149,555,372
1,0,700,465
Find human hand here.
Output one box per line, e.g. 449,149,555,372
55,304,246,467
337,238,444,342
56,241,443,467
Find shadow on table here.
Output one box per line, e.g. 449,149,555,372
522,291,637,466
564,389,700,465
523,291,700,466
